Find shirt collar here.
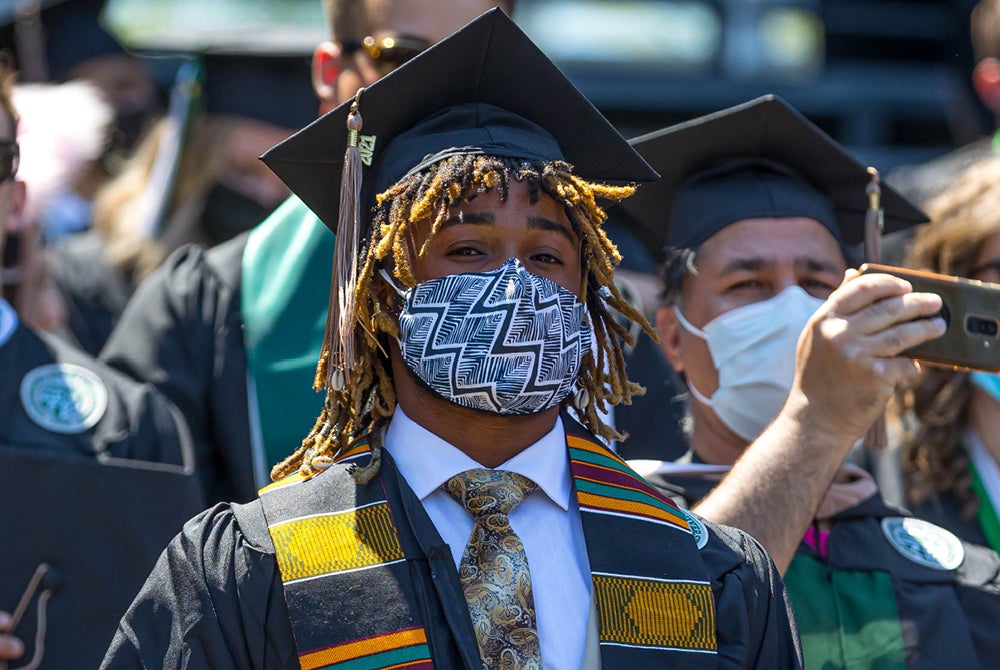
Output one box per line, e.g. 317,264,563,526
384,405,572,511
0,297,17,348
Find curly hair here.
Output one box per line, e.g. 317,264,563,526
271,153,654,482
900,156,1000,518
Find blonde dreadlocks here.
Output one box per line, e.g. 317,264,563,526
271,154,655,482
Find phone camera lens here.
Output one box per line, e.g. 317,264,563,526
966,316,999,337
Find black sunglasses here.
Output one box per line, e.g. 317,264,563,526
0,141,18,183
342,35,430,76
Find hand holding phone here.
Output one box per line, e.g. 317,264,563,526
858,263,1000,372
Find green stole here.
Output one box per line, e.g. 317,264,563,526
783,553,906,670
242,197,334,471
259,425,718,669
969,463,1000,553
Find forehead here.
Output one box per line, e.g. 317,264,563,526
369,0,503,42
420,178,573,232
696,217,846,269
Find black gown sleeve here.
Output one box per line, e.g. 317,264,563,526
100,503,298,670
99,238,256,503
702,522,804,670
49,230,133,356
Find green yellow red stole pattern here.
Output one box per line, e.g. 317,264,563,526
260,424,717,669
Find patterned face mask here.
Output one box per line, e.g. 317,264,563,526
382,257,590,415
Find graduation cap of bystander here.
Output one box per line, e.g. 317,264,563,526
616,95,928,261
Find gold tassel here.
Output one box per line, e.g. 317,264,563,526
317,88,366,393
862,167,887,450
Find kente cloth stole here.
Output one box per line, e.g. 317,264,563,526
564,424,717,667
261,428,717,669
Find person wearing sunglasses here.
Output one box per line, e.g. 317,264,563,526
100,0,514,507
0,59,204,669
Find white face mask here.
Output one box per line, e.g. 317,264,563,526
675,286,824,442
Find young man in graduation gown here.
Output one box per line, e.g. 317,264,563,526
618,95,1000,669
98,0,514,505
101,12,801,669
0,62,205,668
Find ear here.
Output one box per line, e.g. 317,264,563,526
973,58,1000,111
655,304,685,375
312,41,342,113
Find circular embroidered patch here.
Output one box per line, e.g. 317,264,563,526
680,508,709,550
880,517,964,571
20,363,109,434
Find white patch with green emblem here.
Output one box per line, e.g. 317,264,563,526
679,508,709,550
880,516,964,571
20,363,109,434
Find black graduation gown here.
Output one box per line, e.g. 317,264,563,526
853,443,991,547
99,235,254,504
0,323,206,670
102,451,801,670
49,229,134,356
647,466,1000,669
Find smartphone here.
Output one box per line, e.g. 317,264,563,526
858,263,1000,372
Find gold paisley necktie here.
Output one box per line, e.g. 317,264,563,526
444,469,543,670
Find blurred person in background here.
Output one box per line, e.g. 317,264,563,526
50,51,314,355
0,56,203,670
868,157,1000,554
886,0,1000,262
1,0,162,241
101,0,515,505
8,79,111,339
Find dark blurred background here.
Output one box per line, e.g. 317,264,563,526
515,0,985,172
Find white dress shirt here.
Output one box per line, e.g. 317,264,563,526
385,406,592,670
0,297,17,348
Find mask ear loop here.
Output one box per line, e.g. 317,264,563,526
667,306,716,407
672,305,709,340
378,267,406,299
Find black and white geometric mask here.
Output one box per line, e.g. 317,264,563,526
385,257,590,415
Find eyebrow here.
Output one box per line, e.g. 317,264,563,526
440,212,577,242
718,255,844,275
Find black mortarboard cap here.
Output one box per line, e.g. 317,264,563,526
617,95,927,259
0,0,125,81
201,52,315,130
39,0,124,80
261,7,658,234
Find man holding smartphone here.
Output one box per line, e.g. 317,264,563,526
615,95,1000,669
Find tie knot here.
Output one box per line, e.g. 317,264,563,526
445,469,537,517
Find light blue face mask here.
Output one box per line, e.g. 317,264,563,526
970,371,1000,404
